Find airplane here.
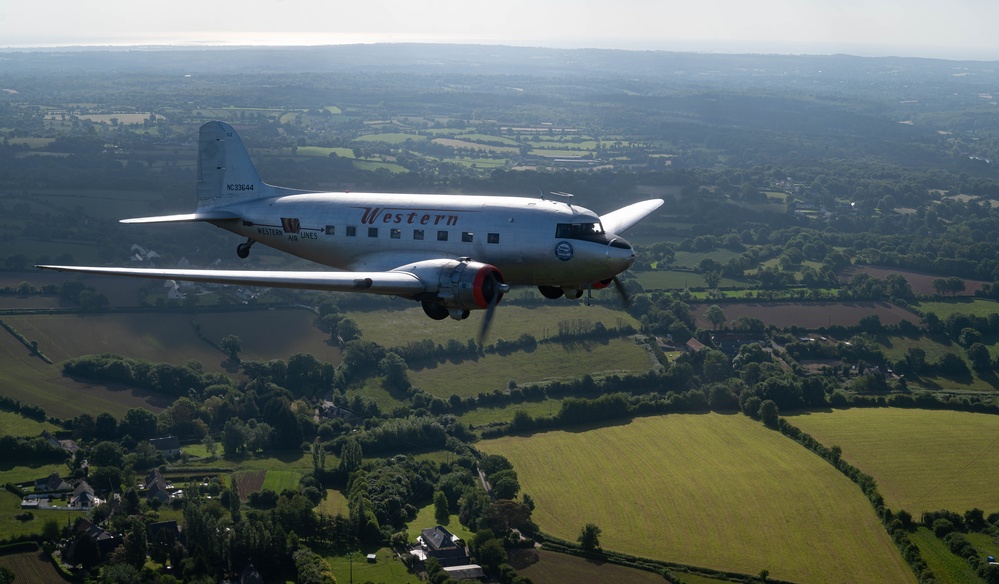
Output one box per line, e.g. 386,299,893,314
38,121,664,338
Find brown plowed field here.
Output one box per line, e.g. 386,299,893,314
233,470,266,501
842,265,986,296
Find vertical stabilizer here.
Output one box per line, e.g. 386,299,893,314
197,121,267,208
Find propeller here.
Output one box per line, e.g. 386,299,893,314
478,271,509,342
612,276,631,308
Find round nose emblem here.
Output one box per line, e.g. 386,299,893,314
555,241,574,261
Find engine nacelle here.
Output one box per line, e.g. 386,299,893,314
396,258,507,312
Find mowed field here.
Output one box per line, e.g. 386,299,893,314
353,303,640,349
409,338,652,398
692,301,919,329
787,408,999,516
479,414,915,584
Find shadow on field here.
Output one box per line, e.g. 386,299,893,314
62,375,175,409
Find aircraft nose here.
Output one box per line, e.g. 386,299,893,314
606,235,635,270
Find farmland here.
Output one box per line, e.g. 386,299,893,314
514,549,671,584
0,550,64,584
409,338,652,398
787,408,999,515
479,413,915,584
691,301,919,329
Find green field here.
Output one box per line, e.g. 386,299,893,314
409,338,651,398
0,309,338,419
0,490,86,540
353,304,639,349
262,469,302,493
324,548,417,584
787,408,999,515
459,398,563,427
0,411,60,437
908,527,980,584
316,489,348,517
915,298,999,319
479,414,915,584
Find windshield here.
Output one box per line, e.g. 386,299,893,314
555,222,604,240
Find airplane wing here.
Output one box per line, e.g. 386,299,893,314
599,199,665,234
35,265,425,295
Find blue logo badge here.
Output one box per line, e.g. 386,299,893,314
555,241,574,261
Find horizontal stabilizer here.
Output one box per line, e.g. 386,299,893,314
600,199,665,234
120,211,241,224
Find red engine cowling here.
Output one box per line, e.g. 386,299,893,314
403,259,507,311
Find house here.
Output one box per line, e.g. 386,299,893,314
418,526,470,567
40,430,78,454
146,479,173,504
149,436,182,458
34,471,70,492
71,481,100,508
240,564,264,584
685,338,707,352
64,519,119,563
443,565,486,581
148,520,180,545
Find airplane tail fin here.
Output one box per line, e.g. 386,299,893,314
196,121,270,209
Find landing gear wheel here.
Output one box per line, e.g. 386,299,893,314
236,238,256,259
539,285,564,299
570,289,584,299
422,301,450,321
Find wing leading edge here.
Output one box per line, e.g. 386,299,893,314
35,265,425,295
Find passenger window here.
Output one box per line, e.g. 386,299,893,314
390,228,401,239
346,226,356,237
414,230,424,240
462,232,473,243
368,227,378,238
488,233,500,244
437,231,448,241
325,225,335,235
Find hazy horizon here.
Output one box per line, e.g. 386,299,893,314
1,33,995,62
2,0,998,62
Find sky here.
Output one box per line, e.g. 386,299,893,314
1,0,997,60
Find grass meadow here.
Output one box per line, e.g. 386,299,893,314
0,411,60,436
479,413,915,584
908,527,980,584
261,469,303,493
353,303,640,349
408,338,651,398
786,408,999,515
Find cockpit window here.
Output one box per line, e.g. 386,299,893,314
555,222,605,241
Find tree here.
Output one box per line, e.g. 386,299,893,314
578,523,602,552
221,334,241,361
967,343,992,372
434,490,450,524
338,436,363,476
704,304,727,330
758,399,779,428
